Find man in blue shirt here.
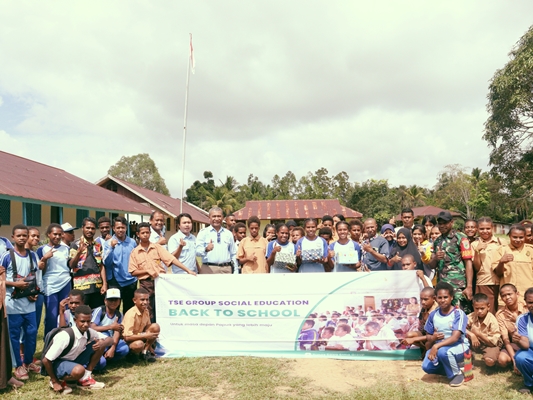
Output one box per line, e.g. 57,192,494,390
196,207,237,274
362,219,390,271
103,216,137,313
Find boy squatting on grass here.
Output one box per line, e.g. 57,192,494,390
42,305,113,394
466,293,502,367
122,288,161,363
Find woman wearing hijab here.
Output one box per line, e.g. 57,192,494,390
380,224,396,251
387,228,423,271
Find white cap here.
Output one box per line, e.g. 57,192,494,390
106,288,121,299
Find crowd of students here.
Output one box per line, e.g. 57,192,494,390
0,213,192,394
2,206,533,393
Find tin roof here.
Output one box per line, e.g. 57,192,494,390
0,151,152,214
395,206,463,220
96,175,210,224
234,200,362,221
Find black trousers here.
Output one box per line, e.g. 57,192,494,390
107,278,138,314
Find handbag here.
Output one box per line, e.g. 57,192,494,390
10,249,42,299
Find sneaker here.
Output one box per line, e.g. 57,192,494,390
449,373,464,387
8,377,24,388
14,366,29,380
140,351,156,363
126,352,139,364
77,375,105,390
49,379,73,394
25,362,41,374
518,386,533,395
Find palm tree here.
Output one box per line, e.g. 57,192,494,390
404,185,427,208
202,186,238,216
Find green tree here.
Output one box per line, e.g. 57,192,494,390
484,25,533,191
185,171,215,207
108,153,170,196
348,179,399,225
202,186,238,216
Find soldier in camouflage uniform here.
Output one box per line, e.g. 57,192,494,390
429,211,474,313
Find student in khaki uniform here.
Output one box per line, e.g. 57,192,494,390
466,293,502,367
237,216,268,274
122,288,160,363
472,217,503,314
496,283,527,370
493,225,533,308
129,222,196,322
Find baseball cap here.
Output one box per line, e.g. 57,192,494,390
436,211,453,222
105,288,121,299
61,222,78,233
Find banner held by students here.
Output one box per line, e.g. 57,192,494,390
155,271,425,360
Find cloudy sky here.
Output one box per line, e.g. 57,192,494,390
1,1,532,198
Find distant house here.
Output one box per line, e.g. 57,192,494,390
96,175,210,236
0,151,153,238
234,199,362,232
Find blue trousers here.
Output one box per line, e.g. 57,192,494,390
97,340,129,369
8,312,37,367
44,283,71,336
422,343,465,379
20,294,44,344
515,349,533,387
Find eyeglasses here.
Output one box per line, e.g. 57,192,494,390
217,231,221,243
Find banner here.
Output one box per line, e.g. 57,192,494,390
155,271,425,360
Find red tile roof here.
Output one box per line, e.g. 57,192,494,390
234,200,362,221
395,206,463,220
0,151,153,214
96,175,210,224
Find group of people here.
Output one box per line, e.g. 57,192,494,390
2,205,533,393
298,301,422,352
0,212,194,393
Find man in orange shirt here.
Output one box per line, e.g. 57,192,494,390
129,223,196,322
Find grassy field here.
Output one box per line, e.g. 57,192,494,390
1,349,531,399
1,317,530,399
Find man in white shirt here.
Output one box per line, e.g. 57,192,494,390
42,305,113,394
326,324,358,351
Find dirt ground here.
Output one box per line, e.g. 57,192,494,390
288,358,485,393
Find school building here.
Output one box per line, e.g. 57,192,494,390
233,199,363,232
96,175,210,236
0,150,153,238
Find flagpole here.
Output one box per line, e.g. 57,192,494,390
181,33,193,213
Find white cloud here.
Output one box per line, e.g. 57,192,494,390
0,1,531,197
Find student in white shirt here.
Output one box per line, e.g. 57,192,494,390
42,305,112,394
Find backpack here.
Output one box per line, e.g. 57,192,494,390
95,305,122,325
40,327,91,376
10,249,42,299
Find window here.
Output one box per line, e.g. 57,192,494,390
76,209,89,228
106,182,118,192
95,211,106,222
166,217,171,232
50,206,62,224
24,203,42,226
110,213,119,222
0,199,10,225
